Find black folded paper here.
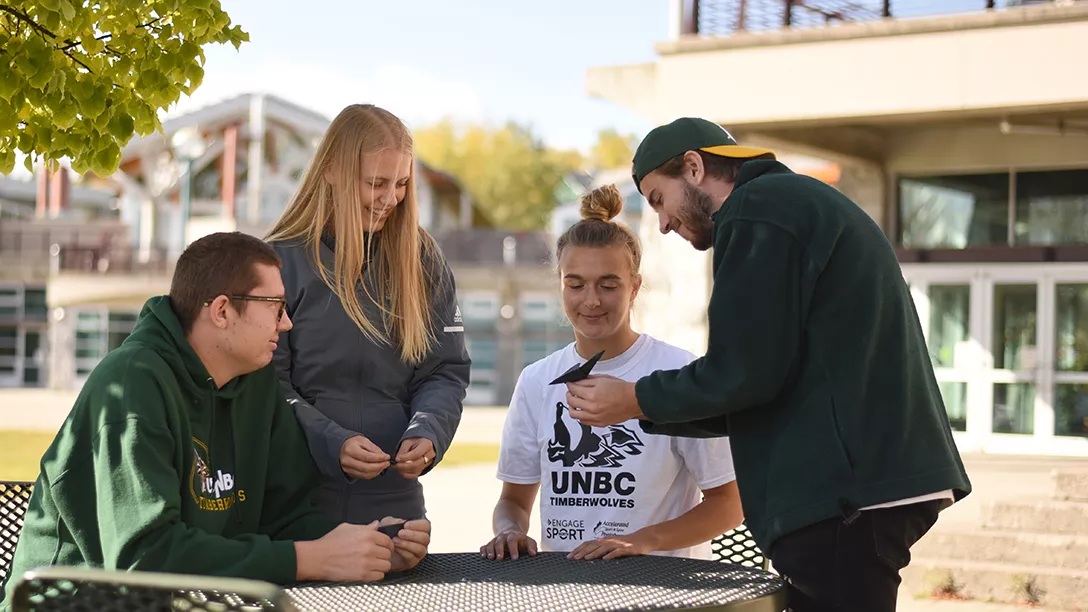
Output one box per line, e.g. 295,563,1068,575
548,350,606,385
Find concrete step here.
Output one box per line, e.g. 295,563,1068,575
902,558,1088,611
913,528,1088,569
981,498,1088,535
1053,470,1088,502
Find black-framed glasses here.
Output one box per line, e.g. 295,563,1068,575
203,295,287,321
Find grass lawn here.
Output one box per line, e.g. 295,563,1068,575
0,430,55,481
0,429,497,482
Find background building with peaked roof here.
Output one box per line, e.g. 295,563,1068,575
0,94,573,403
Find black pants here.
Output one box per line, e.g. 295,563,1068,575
769,499,942,612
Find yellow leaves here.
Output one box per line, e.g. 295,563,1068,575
0,146,15,176
59,0,77,22
81,33,105,55
2,0,248,177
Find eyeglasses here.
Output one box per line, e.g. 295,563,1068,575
203,295,287,321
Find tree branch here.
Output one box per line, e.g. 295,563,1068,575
62,49,93,72
60,32,111,51
0,4,59,40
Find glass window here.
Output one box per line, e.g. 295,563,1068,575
108,311,139,351
24,330,42,360
928,285,970,368
0,286,20,318
993,285,1037,371
522,340,549,369
466,338,498,371
1014,169,1088,246
1056,284,1088,372
939,381,967,432
460,294,500,325
23,288,47,319
0,326,17,358
898,173,1010,249
993,382,1034,435
1055,384,1088,438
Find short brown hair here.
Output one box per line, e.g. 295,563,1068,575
169,232,282,333
657,150,774,184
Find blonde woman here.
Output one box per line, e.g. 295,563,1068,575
266,105,470,546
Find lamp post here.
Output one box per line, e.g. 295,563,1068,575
170,127,207,255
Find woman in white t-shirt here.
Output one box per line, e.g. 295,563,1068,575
481,184,743,562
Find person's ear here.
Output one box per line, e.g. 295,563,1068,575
630,273,643,302
682,150,706,186
205,295,233,330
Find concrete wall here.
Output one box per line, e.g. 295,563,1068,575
589,6,1088,128
887,124,1088,176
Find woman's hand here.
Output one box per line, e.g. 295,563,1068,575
393,437,435,479
567,532,656,560
339,435,390,480
480,528,539,561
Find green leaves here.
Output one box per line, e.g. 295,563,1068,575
0,0,249,177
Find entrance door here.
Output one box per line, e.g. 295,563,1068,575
904,263,1088,456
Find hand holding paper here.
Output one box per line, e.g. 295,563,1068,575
565,374,643,427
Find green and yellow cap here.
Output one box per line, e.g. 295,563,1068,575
632,117,775,193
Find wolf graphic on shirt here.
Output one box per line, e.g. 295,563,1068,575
546,402,644,467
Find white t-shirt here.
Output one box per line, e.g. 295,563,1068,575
496,334,737,559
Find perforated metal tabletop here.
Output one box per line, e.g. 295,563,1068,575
287,552,788,611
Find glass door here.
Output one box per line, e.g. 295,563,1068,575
1054,281,1088,439
904,270,985,441
986,282,1039,437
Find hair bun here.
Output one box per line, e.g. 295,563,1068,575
579,184,623,222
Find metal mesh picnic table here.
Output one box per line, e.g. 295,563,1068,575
287,552,788,611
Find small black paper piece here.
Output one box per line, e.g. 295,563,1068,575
549,350,606,385
377,522,405,537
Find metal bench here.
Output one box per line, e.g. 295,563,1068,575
710,523,769,570
1,481,34,593
10,566,295,612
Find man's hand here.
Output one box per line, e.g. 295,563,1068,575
380,517,431,572
480,528,538,561
295,522,393,582
565,375,643,427
567,532,655,561
340,435,390,480
394,437,435,479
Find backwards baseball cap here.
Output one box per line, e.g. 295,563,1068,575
632,117,775,193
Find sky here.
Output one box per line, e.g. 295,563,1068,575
167,0,672,153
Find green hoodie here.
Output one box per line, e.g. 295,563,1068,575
634,160,971,553
2,296,336,608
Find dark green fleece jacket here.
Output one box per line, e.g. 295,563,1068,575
635,160,971,553
2,296,336,608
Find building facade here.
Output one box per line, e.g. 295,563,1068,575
587,0,1088,455
0,94,566,403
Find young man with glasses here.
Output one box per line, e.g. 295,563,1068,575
2,233,428,610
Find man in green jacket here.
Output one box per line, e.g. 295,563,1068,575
564,118,971,611
2,232,429,609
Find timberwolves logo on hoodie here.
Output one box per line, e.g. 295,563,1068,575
189,437,246,511
545,401,644,510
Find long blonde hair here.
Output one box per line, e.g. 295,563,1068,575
266,104,440,365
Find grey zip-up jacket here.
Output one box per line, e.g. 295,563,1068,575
270,236,470,524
